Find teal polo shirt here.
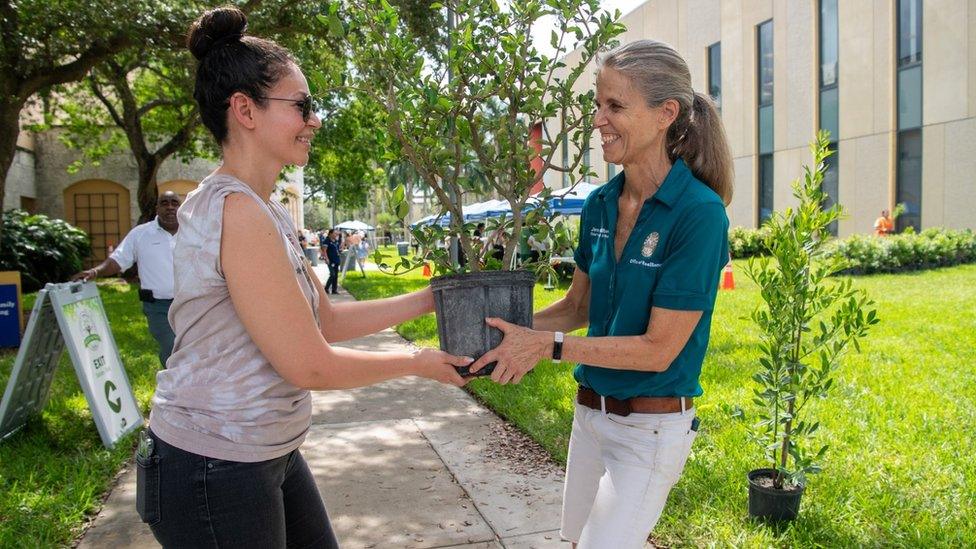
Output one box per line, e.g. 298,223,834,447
572,158,729,399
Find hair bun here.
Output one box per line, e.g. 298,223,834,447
187,6,248,61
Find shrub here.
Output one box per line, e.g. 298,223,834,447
0,210,91,292
730,226,976,274
729,226,770,258
828,228,976,274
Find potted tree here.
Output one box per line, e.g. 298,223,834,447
745,132,880,520
322,0,624,374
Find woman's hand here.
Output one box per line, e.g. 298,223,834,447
410,348,471,387
469,318,551,385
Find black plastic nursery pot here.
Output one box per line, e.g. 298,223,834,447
747,468,805,521
430,269,535,377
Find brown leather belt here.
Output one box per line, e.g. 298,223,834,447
576,386,692,416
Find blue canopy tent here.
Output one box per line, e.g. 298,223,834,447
545,182,601,216
408,183,601,227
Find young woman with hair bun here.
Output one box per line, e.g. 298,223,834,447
136,6,471,547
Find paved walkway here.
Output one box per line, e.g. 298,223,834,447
77,265,571,548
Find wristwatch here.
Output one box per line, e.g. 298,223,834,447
552,331,564,364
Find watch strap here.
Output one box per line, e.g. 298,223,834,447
552,331,564,363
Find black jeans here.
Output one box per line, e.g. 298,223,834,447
137,430,338,548
326,262,340,293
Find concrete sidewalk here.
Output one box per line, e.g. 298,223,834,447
77,275,571,548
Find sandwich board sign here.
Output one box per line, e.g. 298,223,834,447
0,282,142,449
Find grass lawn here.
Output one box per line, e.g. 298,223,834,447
2,250,971,547
344,256,976,547
0,283,158,547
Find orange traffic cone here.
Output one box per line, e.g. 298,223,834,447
422,262,432,278
721,260,735,290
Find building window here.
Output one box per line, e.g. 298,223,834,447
74,193,122,268
896,128,923,231
897,65,922,130
707,42,721,110
819,0,839,139
822,145,839,236
819,0,840,236
759,154,774,224
757,21,774,108
898,0,922,66
757,20,774,225
896,0,922,232
19,196,36,214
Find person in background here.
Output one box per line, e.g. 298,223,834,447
340,230,362,280
353,231,370,278
324,229,341,294
318,228,328,261
71,191,182,368
527,232,548,264
874,209,894,236
488,226,506,263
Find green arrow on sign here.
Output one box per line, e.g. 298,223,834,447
104,380,122,413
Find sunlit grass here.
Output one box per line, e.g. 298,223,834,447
345,261,976,547
0,283,160,547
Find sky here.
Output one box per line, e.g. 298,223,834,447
529,0,646,57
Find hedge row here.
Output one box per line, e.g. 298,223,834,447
729,226,976,275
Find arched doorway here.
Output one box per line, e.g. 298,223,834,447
157,179,198,200
64,179,131,268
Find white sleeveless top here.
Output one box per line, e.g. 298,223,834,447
149,174,320,462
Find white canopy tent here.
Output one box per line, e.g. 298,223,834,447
335,220,374,231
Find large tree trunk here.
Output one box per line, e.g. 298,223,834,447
0,97,21,217
136,154,161,223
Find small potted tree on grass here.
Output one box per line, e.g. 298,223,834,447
745,131,879,520
321,0,624,374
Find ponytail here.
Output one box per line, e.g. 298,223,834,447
669,92,734,205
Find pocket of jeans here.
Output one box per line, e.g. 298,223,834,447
135,453,161,525
654,425,698,484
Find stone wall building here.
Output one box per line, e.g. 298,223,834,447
545,0,976,235
4,120,304,267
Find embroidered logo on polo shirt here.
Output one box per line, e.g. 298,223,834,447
590,227,610,239
641,232,659,257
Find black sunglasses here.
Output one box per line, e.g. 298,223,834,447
258,94,320,122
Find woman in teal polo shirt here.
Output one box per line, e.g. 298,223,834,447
469,40,733,547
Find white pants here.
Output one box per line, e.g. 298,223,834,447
560,403,697,548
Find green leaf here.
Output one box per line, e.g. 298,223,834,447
327,14,345,38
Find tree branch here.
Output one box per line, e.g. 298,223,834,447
103,59,149,161
19,33,132,101
154,115,199,160
137,99,183,118
88,77,124,129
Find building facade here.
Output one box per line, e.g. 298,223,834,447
545,0,976,235
4,123,304,267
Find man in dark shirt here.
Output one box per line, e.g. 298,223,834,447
324,229,341,294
